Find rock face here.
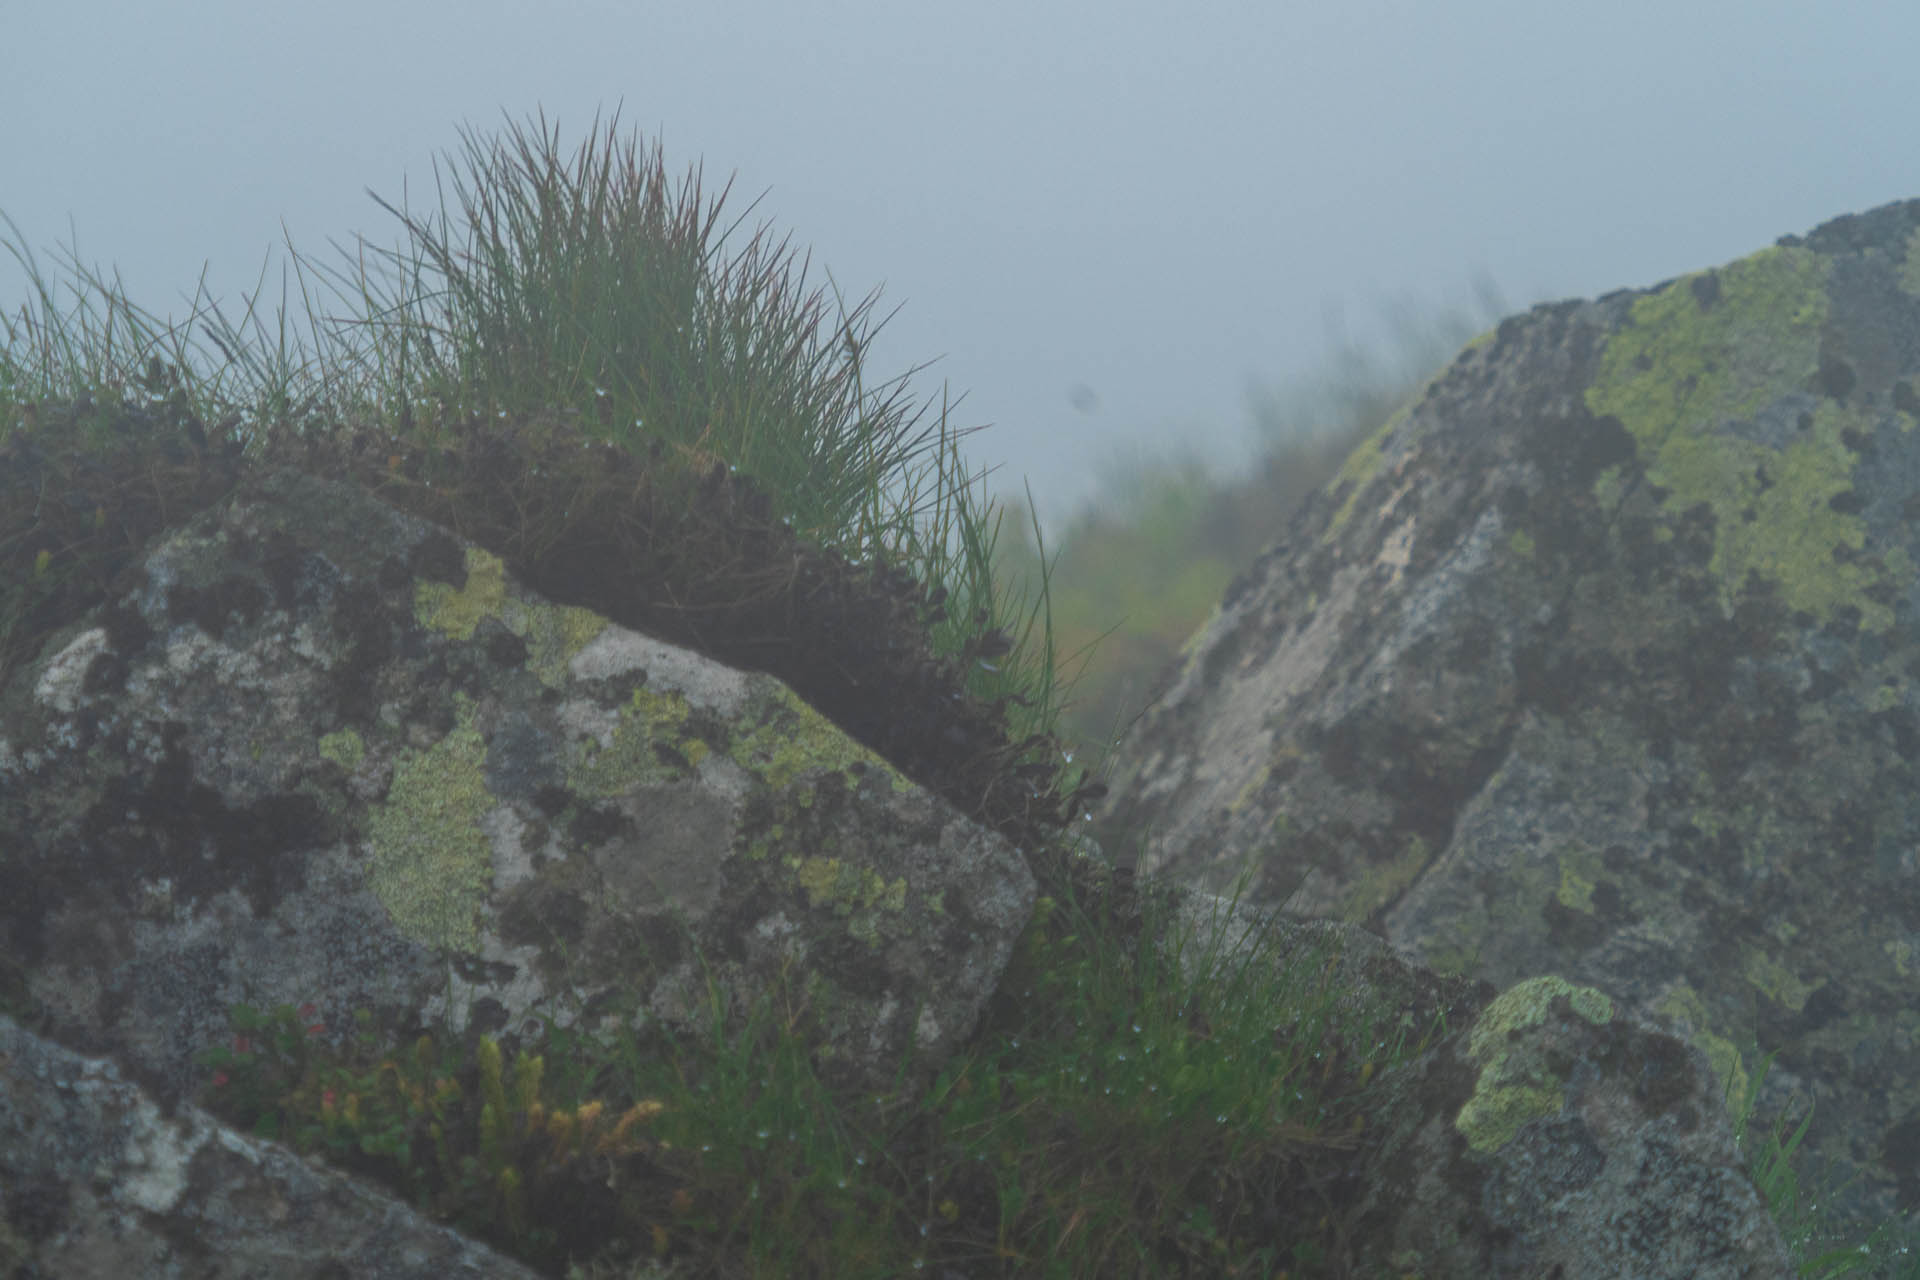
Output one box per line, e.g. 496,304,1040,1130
1097,197,1920,1232
0,1012,547,1278
0,465,1036,1108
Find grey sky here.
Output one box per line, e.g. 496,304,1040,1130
7,1,1918,540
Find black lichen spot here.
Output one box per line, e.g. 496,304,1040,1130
1818,354,1857,402
1631,1031,1699,1118
531,784,573,817
497,877,588,950
408,530,467,587
1882,1113,1920,1211
567,802,631,846
258,528,308,611
167,575,268,639
484,626,527,668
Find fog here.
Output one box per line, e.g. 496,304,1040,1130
7,0,1918,539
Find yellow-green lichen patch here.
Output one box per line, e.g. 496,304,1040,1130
317,728,366,771
1741,944,1816,1014
1585,248,1903,633
1322,404,1409,545
1554,843,1607,914
1507,528,1535,560
1333,836,1431,924
791,855,910,949
1655,983,1753,1118
1455,976,1615,1154
567,685,703,798
729,683,911,801
364,693,494,952
413,545,608,686
415,546,508,641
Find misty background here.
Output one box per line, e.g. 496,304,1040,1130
9,0,1918,545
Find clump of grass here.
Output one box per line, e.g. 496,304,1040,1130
195,849,1460,1278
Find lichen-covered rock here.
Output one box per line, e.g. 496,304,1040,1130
0,465,1035,1106
1148,891,1793,1276
1096,197,1920,1232
0,1012,547,1278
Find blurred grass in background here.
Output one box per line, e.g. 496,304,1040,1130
984,278,1510,763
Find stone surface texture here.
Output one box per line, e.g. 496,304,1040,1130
0,465,1036,1109
1096,197,1920,1234
1147,891,1792,1276
0,1012,551,1278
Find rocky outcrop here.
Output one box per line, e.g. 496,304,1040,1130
0,465,1035,1109
1096,197,1920,1235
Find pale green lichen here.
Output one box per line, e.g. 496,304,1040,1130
1655,983,1752,1118
1322,404,1409,544
1553,843,1606,914
1455,975,1613,1154
1741,944,1816,1014
318,728,365,771
414,545,607,685
792,855,910,949
1332,836,1430,924
568,685,702,798
1585,246,1911,634
728,683,912,800
364,692,494,951
415,547,509,641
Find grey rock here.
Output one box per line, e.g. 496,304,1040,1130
0,1011,544,1278
0,464,1034,1111
1098,196,1920,1242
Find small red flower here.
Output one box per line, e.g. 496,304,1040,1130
212,1071,230,1088
306,1022,326,1037
232,1035,252,1056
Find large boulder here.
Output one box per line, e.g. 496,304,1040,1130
0,465,1036,1107
1096,197,1920,1232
